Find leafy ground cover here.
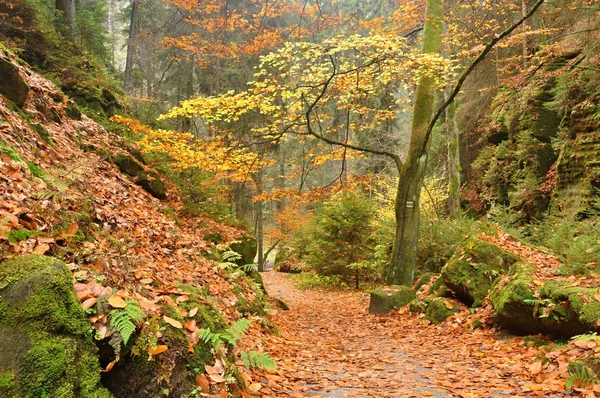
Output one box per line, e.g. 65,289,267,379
258,271,600,397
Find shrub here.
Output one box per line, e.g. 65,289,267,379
298,191,379,288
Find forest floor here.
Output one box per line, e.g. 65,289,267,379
256,271,596,398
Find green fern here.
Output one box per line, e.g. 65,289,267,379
566,366,594,389
222,250,242,263
108,300,144,345
240,351,277,371
199,319,253,349
223,319,252,345
198,328,224,349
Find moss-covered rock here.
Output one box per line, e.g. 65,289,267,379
103,288,228,398
490,261,600,336
230,235,257,265
442,238,517,307
424,297,460,324
0,56,29,108
414,272,435,292
0,255,111,398
408,298,428,314
368,285,416,314
135,172,166,200
112,154,143,177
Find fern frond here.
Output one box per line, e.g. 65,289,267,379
108,300,144,345
241,351,277,371
222,250,243,263
199,328,223,349
225,319,252,343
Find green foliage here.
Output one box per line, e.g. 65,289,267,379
288,273,349,290
418,216,479,273
296,192,379,286
198,319,253,350
108,299,145,345
5,229,42,243
240,351,277,371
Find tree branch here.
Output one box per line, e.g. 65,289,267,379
418,0,546,159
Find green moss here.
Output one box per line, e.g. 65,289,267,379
0,255,111,397
230,235,257,265
26,161,44,178
441,238,517,307
414,272,434,291
0,371,15,396
424,298,459,324
408,298,428,313
29,124,54,147
427,276,445,295
368,286,416,314
0,141,22,162
5,229,43,244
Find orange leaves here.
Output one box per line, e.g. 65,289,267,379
108,295,127,309
148,345,169,355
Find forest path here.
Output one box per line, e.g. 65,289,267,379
258,271,576,398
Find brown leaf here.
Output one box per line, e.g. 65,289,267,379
164,315,183,329
219,389,228,398
82,297,97,311
101,360,117,373
140,278,153,284
248,383,262,392
188,307,199,317
176,294,190,303
66,222,79,236
209,373,226,383
195,374,210,393
185,320,197,332
33,243,50,254
108,295,127,309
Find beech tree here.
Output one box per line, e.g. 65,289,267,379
122,0,547,286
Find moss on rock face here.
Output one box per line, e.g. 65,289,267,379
442,238,517,307
0,255,111,398
230,235,257,266
424,298,459,324
368,286,416,314
490,261,600,336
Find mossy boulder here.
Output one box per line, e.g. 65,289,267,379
0,255,111,398
230,235,257,266
424,297,460,324
490,262,600,336
103,288,227,398
368,285,416,314
112,154,143,177
441,238,517,307
0,56,29,108
135,172,166,200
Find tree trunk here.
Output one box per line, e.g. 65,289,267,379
446,91,461,216
386,0,444,286
124,0,140,93
55,0,77,35
255,171,265,272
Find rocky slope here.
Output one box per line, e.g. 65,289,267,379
0,47,267,397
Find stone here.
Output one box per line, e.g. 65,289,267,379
0,255,110,398
368,285,416,314
0,56,29,108
230,235,257,266
112,154,143,177
424,297,459,324
441,238,517,307
489,261,600,336
135,172,166,200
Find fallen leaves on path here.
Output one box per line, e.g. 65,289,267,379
257,272,597,397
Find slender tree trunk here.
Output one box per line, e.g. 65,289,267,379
522,0,527,69
55,0,77,35
276,142,286,213
255,170,264,272
386,0,444,286
446,97,461,216
124,0,140,93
